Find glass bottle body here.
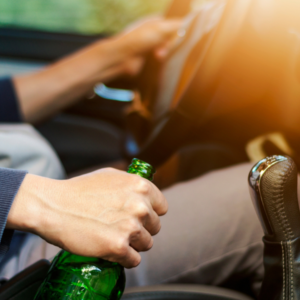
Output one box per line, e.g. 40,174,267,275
34,250,125,300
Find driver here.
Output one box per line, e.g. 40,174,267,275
0,17,265,298
0,18,178,273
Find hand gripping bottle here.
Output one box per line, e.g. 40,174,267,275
34,158,155,300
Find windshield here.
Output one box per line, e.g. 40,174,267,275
0,0,172,34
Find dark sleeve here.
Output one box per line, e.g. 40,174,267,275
0,168,27,262
0,78,23,123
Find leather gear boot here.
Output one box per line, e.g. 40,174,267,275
249,155,300,300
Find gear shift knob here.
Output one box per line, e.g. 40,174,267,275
248,155,300,299
249,155,300,242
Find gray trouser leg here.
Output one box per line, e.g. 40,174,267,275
125,163,264,296
0,124,64,280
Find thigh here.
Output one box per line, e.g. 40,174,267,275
0,124,65,179
126,163,264,292
0,233,60,280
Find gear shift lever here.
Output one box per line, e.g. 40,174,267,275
249,155,300,299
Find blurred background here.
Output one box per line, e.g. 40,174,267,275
0,0,171,34
1,0,300,186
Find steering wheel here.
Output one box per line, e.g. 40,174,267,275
122,0,300,167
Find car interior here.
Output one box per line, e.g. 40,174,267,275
1,0,300,299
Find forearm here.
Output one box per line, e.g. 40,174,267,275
6,174,55,234
12,18,180,124
13,38,126,123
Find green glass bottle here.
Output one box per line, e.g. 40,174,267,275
34,158,155,300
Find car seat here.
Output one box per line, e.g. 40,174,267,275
0,259,254,300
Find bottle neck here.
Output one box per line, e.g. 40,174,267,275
127,158,155,181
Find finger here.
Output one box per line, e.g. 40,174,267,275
129,226,154,252
122,56,145,76
154,32,183,59
123,15,162,33
148,182,168,216
128,176,168,216
123,196,161,236
143,208,161,236
159,19,183,38
100,226,142,268
115,246,142,269
134,196,161,235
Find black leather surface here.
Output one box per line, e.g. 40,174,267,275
123,285,254,300
260,237,300,300
260,157,300,242
0,259,50,300
257,157,300,299
123,291,244,300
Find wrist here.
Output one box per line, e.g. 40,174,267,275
6,174,57,235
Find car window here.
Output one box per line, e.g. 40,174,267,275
0,0,172,34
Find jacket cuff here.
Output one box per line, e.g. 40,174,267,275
0,77,23,123
0,168,27,261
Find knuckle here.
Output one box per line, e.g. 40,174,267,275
157,196,168,216
114,238,128,258
135,202,151,218
161,201,168,215
135,178,151,195
126,219,141,234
